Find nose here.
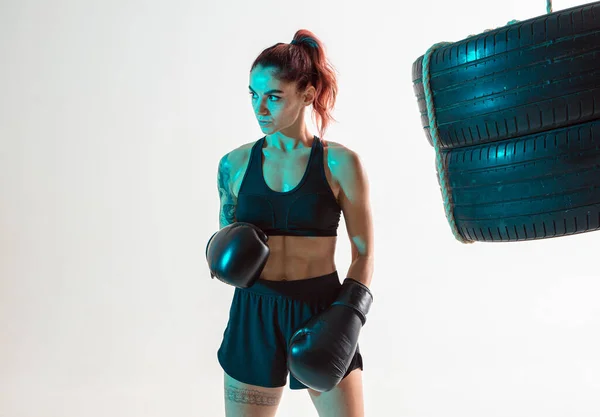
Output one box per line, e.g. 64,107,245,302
253,97,269,116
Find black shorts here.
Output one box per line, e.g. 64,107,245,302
217,270,363,390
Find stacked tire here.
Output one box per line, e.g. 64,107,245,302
412,1,600,242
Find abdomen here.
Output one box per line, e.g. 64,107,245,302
259,236,337,281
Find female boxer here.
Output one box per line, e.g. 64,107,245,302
208,29,375,417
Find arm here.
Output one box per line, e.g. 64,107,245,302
207,152,269,288
217,153,237,229
287,147,374,392
334,148,375,288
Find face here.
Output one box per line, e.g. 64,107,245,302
248,65,315,133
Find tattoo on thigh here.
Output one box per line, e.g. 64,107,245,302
224,385,280,406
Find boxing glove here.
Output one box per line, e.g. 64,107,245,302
287,278,373,392
206,222,270,288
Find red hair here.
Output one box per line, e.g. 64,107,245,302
250,29,339,141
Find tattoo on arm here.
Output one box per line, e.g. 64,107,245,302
218,155,237,228
224,385,280,406
220,204,235,228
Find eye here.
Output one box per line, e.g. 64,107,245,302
249,92,281,101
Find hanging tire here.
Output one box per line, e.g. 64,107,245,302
412,1,600,150
441,119,600,242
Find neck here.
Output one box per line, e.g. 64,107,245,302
265,132,314,151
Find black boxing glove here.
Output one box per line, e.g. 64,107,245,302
205,222,270,288
287,278,373,392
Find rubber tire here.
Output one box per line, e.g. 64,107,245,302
412,1,600,150
441,119,600,242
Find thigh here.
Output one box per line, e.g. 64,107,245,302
224,371,284,417
307,368,364,417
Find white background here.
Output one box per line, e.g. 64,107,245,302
2,0,599,416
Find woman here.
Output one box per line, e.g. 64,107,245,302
212,29,375,417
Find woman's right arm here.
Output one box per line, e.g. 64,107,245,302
217,153,237,229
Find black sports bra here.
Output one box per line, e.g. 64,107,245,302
235,135,342,236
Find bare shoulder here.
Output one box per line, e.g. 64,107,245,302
322,140,363,177
218,140,255,173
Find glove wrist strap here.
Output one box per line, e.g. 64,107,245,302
331,278,373,325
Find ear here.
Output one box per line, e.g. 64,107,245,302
302,84,316,106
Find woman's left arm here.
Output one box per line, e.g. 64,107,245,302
333,147,375,288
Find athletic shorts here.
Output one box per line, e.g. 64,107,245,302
217,270,363,390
